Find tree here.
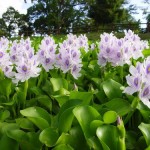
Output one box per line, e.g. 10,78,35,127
88,0,130,25
18,14,33,36
146,14,150,32
2,7,21,37
27,0,89,34
2,7,31,37
0,18,8,36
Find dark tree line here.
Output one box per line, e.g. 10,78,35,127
0,0,149,37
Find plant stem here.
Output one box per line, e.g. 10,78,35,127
124,97,139,125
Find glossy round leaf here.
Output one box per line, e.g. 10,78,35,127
103,111,118,124
73,105,100,138
39,127,59,147
96,125,119,150
70,91,93,104
102,79,122,99
28,117,49,130
58,107,74,133
50,78,68,91
90,120,104,134
104,98,132,116
15,118,34,131
138,123,150,146
20,106,51,124
6,129,28,142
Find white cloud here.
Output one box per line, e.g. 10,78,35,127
0,0,32,17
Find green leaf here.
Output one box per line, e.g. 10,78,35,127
69,126,89,150
73,105,100,138
0,78,12,99
50,78,68,91
20,107,51,130
90,120,104,135
42,79,53,96
0,134,19,150
126,131,137,150
138,123,150,146
145,145,150,150
6,129,28,142
103,111,118,124
56,133,73,146
96,125,119,150
143,49,150,57
70,91,93,104
87,136,103,150
37,95,52,111
39,127,59,147
28,117,49,130
20,106,51,124
1,123,19,133
15,118,34,131
103,98,132,116
53,144,73,150
30,86,44,95
136,136,147,150
20,132,42,150
58,107,74,133
58,99,82,119
0,110,10,122
57,99,82,133
137,102,150,122
53,95,69,107
102,79,122,99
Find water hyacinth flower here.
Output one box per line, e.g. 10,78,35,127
78,34,89,52
56,35,83,79
98,30,148,67
124,57,150,108
0,36,9,51
0,37,15,78
37,36,57,71
14,57,41,83
90,43,96,50
8,38,41,83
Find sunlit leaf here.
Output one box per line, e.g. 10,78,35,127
39,127,59,147
73,105,100,138
70,91,93,104
58,107,74,133
53,144,73,150
96,125,119,150
103,111,118,124
6,129,28,142
139,123,150,146
20,106,51,124
102,79,122,99
15,118,34,131
50,78,68,91
103,98,132,116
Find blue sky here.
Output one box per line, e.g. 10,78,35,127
0,0,149,23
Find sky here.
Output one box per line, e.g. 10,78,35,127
0,0,33,18
129,0,150,21
0,0,149,26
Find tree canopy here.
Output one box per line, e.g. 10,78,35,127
27,0,89,34
0,0,146,36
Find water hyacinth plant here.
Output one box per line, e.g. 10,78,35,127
0,30,150,150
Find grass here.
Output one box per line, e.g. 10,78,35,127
8,31,150,42
85,31,150,41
